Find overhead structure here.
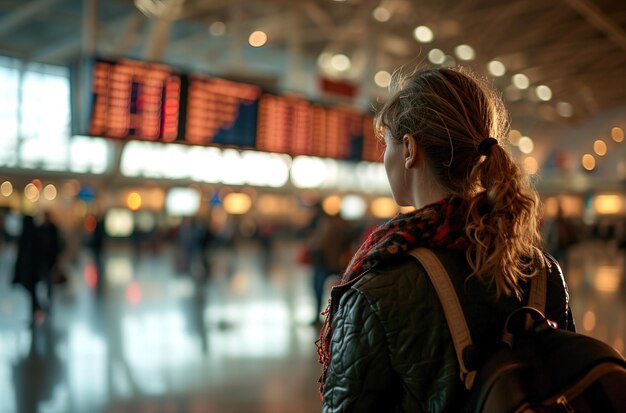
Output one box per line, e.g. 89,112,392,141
0,0,624,141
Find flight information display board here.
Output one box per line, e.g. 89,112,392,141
87,59,182,141
75,57,382,161
256,95,365,160
185,76,260,147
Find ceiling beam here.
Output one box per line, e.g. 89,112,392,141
564,0,626,53
29,12,136,63
0,0,63,37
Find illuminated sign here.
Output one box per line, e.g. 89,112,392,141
185,76,260,147
256,95,364,159
76,58,382,161
88,59,181,141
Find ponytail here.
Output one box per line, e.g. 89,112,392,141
465,142,542,298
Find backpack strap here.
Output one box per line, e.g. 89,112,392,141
408,247,476,390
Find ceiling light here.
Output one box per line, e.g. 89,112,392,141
536,85,552,101
373,6,391,22
209,21,226,36
374,70,391,87
413,26,434,43
556,102,573,117
594,139,607,156
487,60,506,77
518,136,534,154
330,54,351,71
454,44,475,61
582,154,596,171
428,49,445,64
0,181,12,197
512,73,529,89
248,31,267,47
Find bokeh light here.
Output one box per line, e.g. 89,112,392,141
582,154,596,171
322,195,342,216
340,195,367,220
556,102,573,117
127,192,142,211
374,70,391,87
454,44,475,61
372,6,391,22
371,197,398,218
248,31,267,47
583,311,596,331
330,54,351,71
594,195,622,215
512,73,529,89
209,21,226,36
428,49,445,64
31,179,43,191
611,127,624,143
43,184,57,201
413,26,434,43
24,183,40,202
518,136,534,154
223,193,252,215
593,139,607,156
487,60,506,77
536,85,552,101
0,181,13,197
523,156,539,174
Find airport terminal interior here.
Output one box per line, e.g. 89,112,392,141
0,0,626,412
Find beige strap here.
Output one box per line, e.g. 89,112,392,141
408,248,476,389
527,252,547,314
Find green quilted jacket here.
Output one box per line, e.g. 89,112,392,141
321,249,574,413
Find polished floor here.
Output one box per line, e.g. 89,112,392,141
1,239,625,413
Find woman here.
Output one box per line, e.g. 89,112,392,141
316,67,574,412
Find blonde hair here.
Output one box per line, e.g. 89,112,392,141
375,67,542,298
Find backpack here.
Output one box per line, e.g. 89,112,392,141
408,248,626,413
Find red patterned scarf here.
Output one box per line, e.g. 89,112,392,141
316,196,471,395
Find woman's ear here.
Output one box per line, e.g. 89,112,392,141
402,134,419,169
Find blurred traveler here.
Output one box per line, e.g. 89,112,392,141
175,216,209,277
307,204,351,324
89,213,107,293
37,211,63,311
12,215,42,324
317,67,574,411
197,217,215,281
544,203,579,272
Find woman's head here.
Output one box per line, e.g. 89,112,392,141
376,67,507,198
375,67,543,297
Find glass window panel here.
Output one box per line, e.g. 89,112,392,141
0,64,19,167
19,65,71,170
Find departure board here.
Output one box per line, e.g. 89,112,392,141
257,95,364,160
76,57,382,161
88,59,182,141
361,115,384,162
184,76,260,147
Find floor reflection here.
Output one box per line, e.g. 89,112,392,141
0,239,624,413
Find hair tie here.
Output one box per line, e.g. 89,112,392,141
478,137,498,156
